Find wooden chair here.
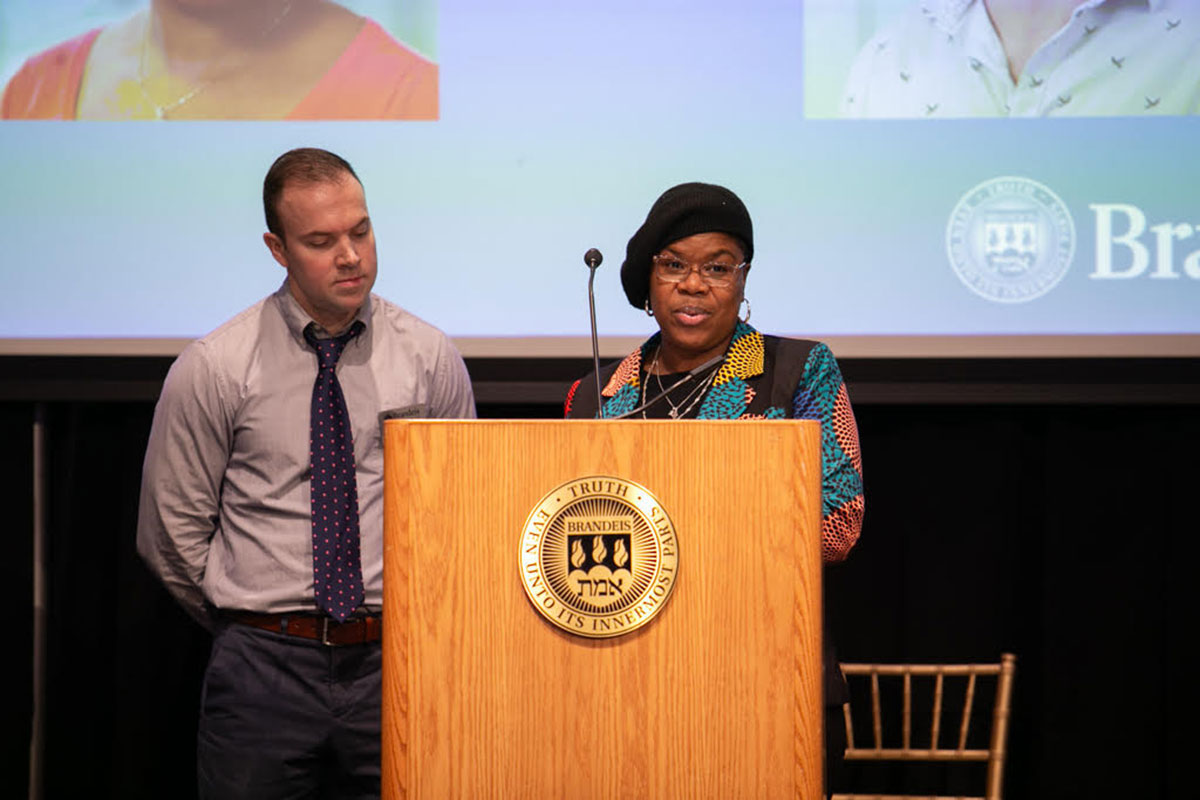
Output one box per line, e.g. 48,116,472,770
831,653,1016,800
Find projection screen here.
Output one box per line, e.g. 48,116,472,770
2,0,1198,358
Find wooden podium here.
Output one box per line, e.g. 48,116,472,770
381,419,824,798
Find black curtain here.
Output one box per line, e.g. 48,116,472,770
829,404,1192,798
3,399,1193,798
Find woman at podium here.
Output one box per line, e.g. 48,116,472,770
563,181,865,789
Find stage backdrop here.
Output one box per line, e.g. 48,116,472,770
2,0,1198,357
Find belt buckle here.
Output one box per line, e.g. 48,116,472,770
320,617,334,646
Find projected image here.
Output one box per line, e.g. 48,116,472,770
804,0,1200,119
0,0,438,120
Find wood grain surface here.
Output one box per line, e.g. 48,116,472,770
382,419,823,798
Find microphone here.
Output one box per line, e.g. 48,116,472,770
584,248,605,416
609,354,725,420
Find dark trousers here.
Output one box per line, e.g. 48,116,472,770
197,622,382,800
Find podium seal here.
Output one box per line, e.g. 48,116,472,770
519,475,679,639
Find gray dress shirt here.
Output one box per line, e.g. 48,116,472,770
137,282,476,627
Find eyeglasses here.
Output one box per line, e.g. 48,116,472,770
651,254,747,288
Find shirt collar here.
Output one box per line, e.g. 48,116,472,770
601,322,765,398
273,280,372,346
925,0,1158,35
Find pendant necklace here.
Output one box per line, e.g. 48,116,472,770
643,348,719,419
135,0,294,119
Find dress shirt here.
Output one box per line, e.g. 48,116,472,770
840,0,1200,118
137,282,476,626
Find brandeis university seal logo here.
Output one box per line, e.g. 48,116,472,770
947,176,1075,303
520,476,679,639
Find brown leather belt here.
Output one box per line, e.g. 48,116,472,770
223,611,382,646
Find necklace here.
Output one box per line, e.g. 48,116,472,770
642,348,719,419
654,356,713,419
135,0,294,119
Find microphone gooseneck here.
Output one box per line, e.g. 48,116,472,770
584,248,604,415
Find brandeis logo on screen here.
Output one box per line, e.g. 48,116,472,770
947,176,1200,303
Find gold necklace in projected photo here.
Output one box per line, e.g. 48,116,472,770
114,0,294,120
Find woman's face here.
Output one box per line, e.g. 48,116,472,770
648,231,748,370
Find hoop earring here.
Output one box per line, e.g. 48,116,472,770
740,297,752,323
644,299,655,317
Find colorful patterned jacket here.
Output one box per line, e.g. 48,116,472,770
564,321,863,563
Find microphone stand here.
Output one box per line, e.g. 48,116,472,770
584,249,604,416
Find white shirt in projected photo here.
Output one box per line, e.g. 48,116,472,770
840,0,1200,118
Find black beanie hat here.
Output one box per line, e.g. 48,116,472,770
620,182,753,309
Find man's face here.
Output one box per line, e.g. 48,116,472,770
264,175,377,333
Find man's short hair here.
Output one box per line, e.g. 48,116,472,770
263,148,361,238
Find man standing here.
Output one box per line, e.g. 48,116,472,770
137,147,475,798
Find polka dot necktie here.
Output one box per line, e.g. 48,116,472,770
305,321,365,622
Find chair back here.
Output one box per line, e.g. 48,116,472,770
831,653,1016,800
